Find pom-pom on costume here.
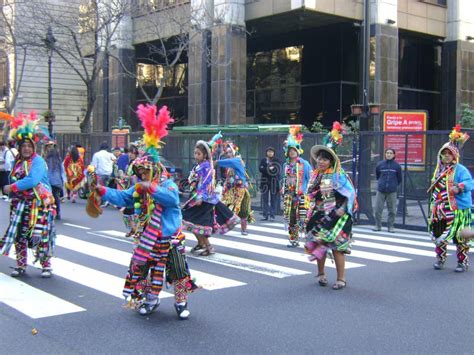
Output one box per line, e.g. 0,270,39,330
428,125,472,272
282,125,311,247
0,111,56,277
95,105,197,318
182,135,239,255
217,140,255,235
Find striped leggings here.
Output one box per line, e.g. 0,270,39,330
15,238,51,270
435,240,470,266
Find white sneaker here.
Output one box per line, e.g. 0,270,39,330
41,269,52,278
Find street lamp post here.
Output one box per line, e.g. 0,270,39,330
44,26,56,138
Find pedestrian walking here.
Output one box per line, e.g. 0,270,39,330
429,126,472,272
217,140,255,235
63,145,85,203
93,105,197,319
373,148,402,232
91,141,115,207
182,135,239,255
259,147,281,221
304,122,357,290
0,140,17,201
282,125,311,247
46,147,65,220
0,112,56,278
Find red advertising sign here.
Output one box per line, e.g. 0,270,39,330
111,128,130,149
383,111,427,169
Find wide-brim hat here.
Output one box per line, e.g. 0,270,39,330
196,140,212,161
310,145,338,168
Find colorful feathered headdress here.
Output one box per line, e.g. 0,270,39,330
284,125,304,156
8,111,41,147
437,124,471,164
322,121,344,152
136,104,174,163
223,140,240,157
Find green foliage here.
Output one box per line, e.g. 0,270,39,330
459,104,474,128
310,120,327,133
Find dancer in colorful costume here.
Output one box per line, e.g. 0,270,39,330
218,140,254,235
63,145,85,203
428,125,472,272
282,125,311,247
0,112,56,278
182,134,239,255
94,105,195,318
304,122,357,290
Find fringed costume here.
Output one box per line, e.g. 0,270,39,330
304,122,357,290
282,126,311,247
429,126,472,272
63,151,85,202
94,104,196,319
0,112,56,278
218,141,254,235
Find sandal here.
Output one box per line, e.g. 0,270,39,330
191,245,205,253
332,279,347,290
200,246,215,256
316,273,328,287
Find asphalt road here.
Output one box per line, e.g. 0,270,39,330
0,198,473,354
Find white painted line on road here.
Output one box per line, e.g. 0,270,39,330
226,230,410,263
0,273,85,319
185,247,310,278
354,241,436,257
184,232,364,269
7,250,173,300
63,223,91,230
355,233,456,251
57,234,245,291
97,230,311,278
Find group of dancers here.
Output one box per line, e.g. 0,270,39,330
0,106,472,321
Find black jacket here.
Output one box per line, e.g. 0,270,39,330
259,157,281,190
376,159,402,193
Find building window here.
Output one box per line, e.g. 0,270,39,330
419,0,447,7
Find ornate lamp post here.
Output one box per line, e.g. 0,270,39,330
43,26,56,138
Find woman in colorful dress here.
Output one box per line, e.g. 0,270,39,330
304,122,357,290
0,112,56,278
182,136,239,256
429,126,472,272
218,141,254,235
63,145,85,203
282,125,311,247
93,105,196,319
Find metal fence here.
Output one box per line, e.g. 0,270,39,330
55,129,473,231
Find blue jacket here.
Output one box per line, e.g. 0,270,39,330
452,164,473,210
102,179,182,237
376,159,402,193
12,154,52,192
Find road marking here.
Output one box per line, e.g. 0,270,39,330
63,223,91,230
226,231,410,263
57,234,245,290
0,273,85,319
184,232,364,269
7,251,173,300
353,241,436,257
355,233,456,251
97,230,311,278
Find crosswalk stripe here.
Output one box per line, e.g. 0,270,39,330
0,273,85,319
225,231,410,263
7,250,173,300
63,223,91,230
355,233,456,251
96,230,309,278
57,234,245,290
353,241,436,257
184,232,365,269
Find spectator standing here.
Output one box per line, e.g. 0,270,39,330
259,147,281,221
0,140,18,201
373,148,402,233
91,142,116,186
46,147,65,220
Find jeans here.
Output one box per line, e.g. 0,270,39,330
374,191,397,228
261,184,279,218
